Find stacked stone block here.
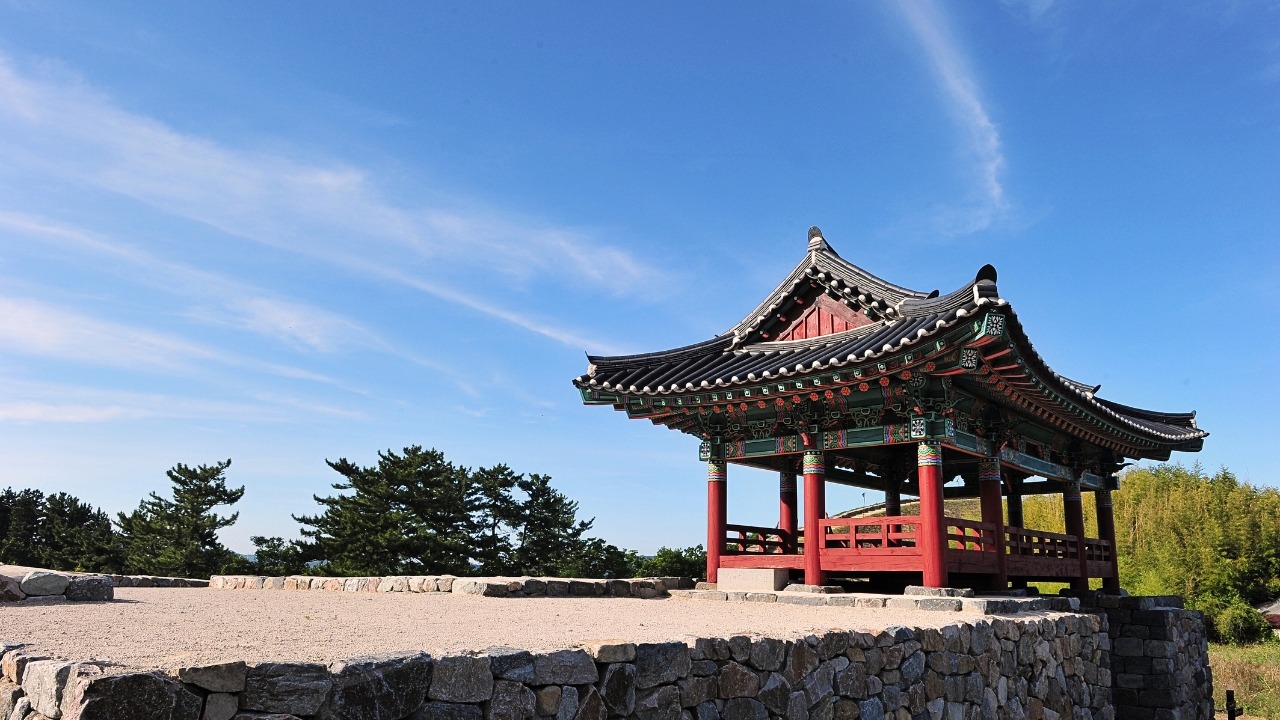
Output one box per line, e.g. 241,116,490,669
0,613,1111,720
1068,594,1211,720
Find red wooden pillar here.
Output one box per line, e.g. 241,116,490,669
978,458,1007,590
917,441,948,588
779,472,798,552
1095,488,1120,590
1063,480,1089,591
706,459,727,584
1005,476,1027,589
802,443,826,586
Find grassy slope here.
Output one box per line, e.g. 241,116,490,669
1210,642,1280,719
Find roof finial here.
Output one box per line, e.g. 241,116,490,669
807,226,832,253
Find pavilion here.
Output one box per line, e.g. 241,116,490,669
573,228,1206,590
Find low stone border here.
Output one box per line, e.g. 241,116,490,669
669,589,1081,615
1,570,210,604
210,575,695,599
0,609,1117,720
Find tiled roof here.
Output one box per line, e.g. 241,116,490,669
574,228,1206,450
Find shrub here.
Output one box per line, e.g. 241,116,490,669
1197,594,1273,645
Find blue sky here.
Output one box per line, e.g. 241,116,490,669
0,1,1275,554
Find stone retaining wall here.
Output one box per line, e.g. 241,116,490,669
1,613,1113,720
1066,593,1212,720
210,575,695,599
1,570,209,604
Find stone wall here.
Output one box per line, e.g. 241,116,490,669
1,569,209,604
1067,593,1212,720
1,614,1112,720
209,575,694,599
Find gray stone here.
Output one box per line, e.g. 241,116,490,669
62,577,112,603
601,663,637,716
232,713,301,720
900,651,925,685
635,686,681,720
61,672,203,720
573,686,608,720
748,639,785,672
678,675,716,708
856,698,882,720
454,580,509,597
690,660,718,677
413,703,484,720
809,696,833,720
8,697,30,720
533,651,598,686
903,587,974,598
636,643,691,689
727,637,751,663
484,648,535,684
242,663,332,716
4,654,47,687
580,642,635,664
323,652,432,720
535,686,561,717
786,692,808,720
717,662,759,699
0,576,24,602
783,643,818,686
694,701,720,720
723,698,768,720
18,572,69,598
203,693,238,720
20,660,71,719
757,673,791,715
178,662,247,693
834,663,866,699
488,679,536,720
555,687,579,720
430,655,492,703
1,680,23,720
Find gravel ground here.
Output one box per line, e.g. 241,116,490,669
1,588,1010,672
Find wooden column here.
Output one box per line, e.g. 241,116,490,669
917,441,948,588
1063,480,1089,590
978,458,1007,590
1005,476,1026,588
884,477,902,547
802,442,826,586
706,459,727,584
1095,488,1120,590
779,472,798,552
1006,477,1023,528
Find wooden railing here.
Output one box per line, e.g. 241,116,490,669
1083,537,1113,563
723,524,793,554
819,517,919,554
1005,526,1080,559
946,518,1000,553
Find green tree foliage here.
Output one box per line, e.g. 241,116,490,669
117,460,247,578
0,489,123,572
293,447,639,579
0,488,45,567
248,535,307,576
636,545,706,579
294,447,474,576
1023,463,1280,644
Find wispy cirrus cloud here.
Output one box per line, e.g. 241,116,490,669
894,0,1010,235
0,55,648,351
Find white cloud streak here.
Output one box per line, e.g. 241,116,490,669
0,56,647,351
894,0,1009,234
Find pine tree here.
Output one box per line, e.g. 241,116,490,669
467,464,522,575
117,460,246,578
295,446,473,576
509,474,593,576
0,488,45,567
38,492,123,573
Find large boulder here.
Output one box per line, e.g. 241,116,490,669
242,663,332,716
20,660,72,718
61,672,202,720
532,651,597,686
177,661,247,693
203,693,239,720
429,655,492,703
482,648,533,684
0,575,25,602
486,679,536,720
64,577,113,602
20,572,70,597
635,644,690,689
1,679,24,719
320,653,432,720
